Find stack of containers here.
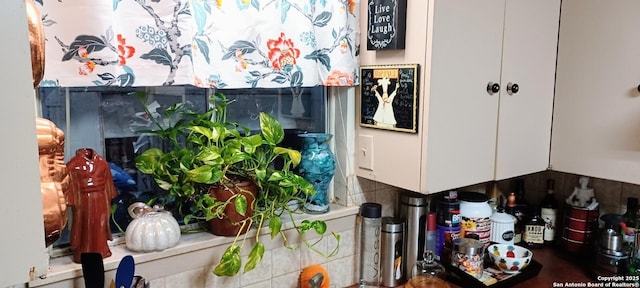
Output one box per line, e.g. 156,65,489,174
435,190,460,263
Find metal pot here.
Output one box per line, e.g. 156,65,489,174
600,228,623,252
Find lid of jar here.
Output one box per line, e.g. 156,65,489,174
441,190,458,202
400,190,429,206
360,202,382,218
458,191,489,203
491,210,516,223
413,250,446,279
453,238,484,255
382,217,404,233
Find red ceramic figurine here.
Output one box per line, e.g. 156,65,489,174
66,148,117,263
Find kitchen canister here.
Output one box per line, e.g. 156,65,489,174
380,217,405,287
435,191,460,262
398,191,429,279
436,190,460,227
459,191,493,247
451,238,485,279
490,206,516,244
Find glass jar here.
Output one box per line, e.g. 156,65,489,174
451,238,485,279
408,251,449,288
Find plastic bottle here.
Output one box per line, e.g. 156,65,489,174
459,191,493,247
359,203,382,288
425,212,436,253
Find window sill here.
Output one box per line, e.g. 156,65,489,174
29,204,359,287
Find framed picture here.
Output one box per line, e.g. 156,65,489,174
360,64,419,133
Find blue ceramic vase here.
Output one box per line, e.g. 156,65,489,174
298,133,336,214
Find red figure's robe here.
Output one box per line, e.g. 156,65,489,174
66,148,117,263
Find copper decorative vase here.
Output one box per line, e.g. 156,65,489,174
207,181,257,236
25,0,45,87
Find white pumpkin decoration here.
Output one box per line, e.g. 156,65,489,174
125,202,181,252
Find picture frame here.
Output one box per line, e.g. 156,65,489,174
359,64,419,133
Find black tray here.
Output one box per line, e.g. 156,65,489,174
445,259,542,288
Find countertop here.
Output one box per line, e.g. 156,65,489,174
347,245,601,288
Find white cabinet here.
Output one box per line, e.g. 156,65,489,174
551,0,640,185
426,0,559,193
356,0,560,193
0,0,49,286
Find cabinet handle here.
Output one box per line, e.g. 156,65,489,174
507,82,519,95
487,82,500,95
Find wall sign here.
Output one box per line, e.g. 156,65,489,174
367,0,407,50
360,64,419,133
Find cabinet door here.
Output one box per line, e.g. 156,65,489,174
551,0,640,184
0,1,49,286
494,0,560,180
426,0,505,192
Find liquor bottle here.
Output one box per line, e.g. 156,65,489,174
514,178,530,224
505,192,523,244
629,236,640,280
622,197,639,248
540,179,559,245
523,205,545,248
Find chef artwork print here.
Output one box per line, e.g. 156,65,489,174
360,64,419,133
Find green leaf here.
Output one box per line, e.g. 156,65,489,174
242,134,263,154
185,165,214,183
188,125,214,140
196,147,221,163
269,216,282,239
259,112,284,145
155,179,172,191
244,242,265,272
311,220,327,235
235,194,248,216
255,168,266,181
274,147,301,167
267,171,285,182
213,245,241,276
299,219,312,232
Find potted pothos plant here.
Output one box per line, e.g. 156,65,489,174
133,92,340,276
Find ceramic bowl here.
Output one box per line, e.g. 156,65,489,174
487,244,533,273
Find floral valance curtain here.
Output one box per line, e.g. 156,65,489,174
38,0,359,89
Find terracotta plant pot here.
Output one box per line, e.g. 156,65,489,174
207,181,257,236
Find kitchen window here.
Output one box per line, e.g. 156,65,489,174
39,85,328,254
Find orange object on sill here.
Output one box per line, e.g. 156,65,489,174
299,264,331,288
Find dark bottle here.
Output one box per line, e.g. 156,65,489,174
540,179,559,245
505,192,523,244
622,197,639,247
514,178,530,223
523,205,545,248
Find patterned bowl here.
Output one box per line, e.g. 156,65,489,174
487,244,533,273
